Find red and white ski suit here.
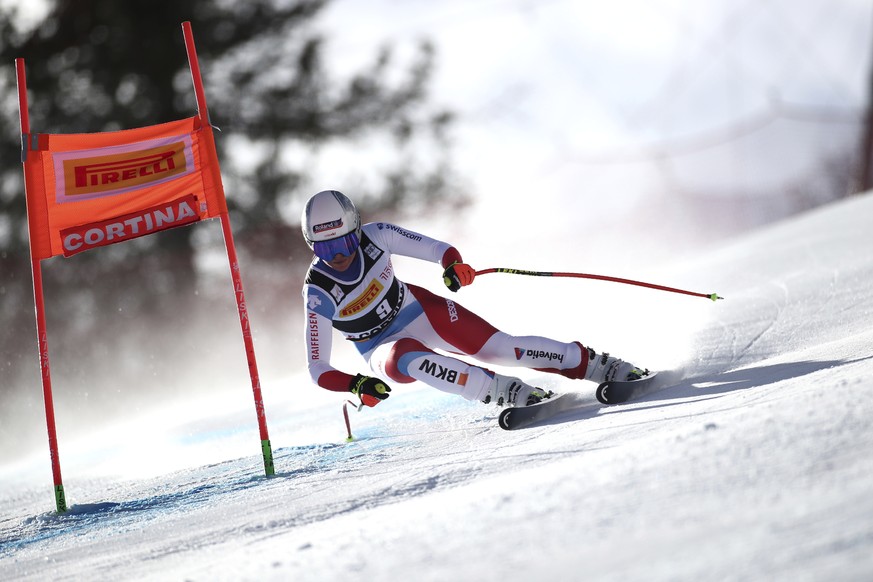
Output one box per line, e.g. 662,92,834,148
302,222,590,401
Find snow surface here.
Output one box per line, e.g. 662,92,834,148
2,193,873,581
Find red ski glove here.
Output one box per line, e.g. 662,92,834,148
443,262,476,292
349,374,392,407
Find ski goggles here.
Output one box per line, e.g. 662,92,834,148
313,231,360,261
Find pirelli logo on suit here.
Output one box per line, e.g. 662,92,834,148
339,279,384,318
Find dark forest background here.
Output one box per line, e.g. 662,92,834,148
0,0,466,436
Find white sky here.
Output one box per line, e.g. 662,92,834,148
317,0,872,263
9,0,870,256
6,0,872,305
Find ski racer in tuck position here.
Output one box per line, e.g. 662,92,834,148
301,189,645,408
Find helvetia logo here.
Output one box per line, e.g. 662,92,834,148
515,348,564,363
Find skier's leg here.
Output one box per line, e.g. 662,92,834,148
407,284,588,378
478,335,644,382
370,337,548,406
407,284,643,383
476,335,588,378
371,338,488,399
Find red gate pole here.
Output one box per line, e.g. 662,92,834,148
181,22,274,476
16,58,67,513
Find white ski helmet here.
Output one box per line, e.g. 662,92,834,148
301,190,362,256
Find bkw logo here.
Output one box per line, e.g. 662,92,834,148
419,359,467,385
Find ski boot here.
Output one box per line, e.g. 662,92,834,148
584,348,645,383
482,373,552,407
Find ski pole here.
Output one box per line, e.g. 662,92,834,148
343,399,362,442
475,268,723,301
343,400,355,442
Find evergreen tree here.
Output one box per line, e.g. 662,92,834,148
0,0,461,393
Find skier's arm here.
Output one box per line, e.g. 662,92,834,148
304,306,352,391
303,286,355,391
440,246,463,269
367,223,476,290
303,287,392,404
440,246,476,292
369,223,452,264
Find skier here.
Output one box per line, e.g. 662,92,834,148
301,189,644,409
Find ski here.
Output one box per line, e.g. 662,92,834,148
498,372,661,430
498,393,581,430
595,371,659,405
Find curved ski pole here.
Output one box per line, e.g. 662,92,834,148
342,400,361,442
475,268,723,301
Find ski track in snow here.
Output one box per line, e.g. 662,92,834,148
2,194,873,581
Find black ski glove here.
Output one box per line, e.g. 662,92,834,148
349,374,392,407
